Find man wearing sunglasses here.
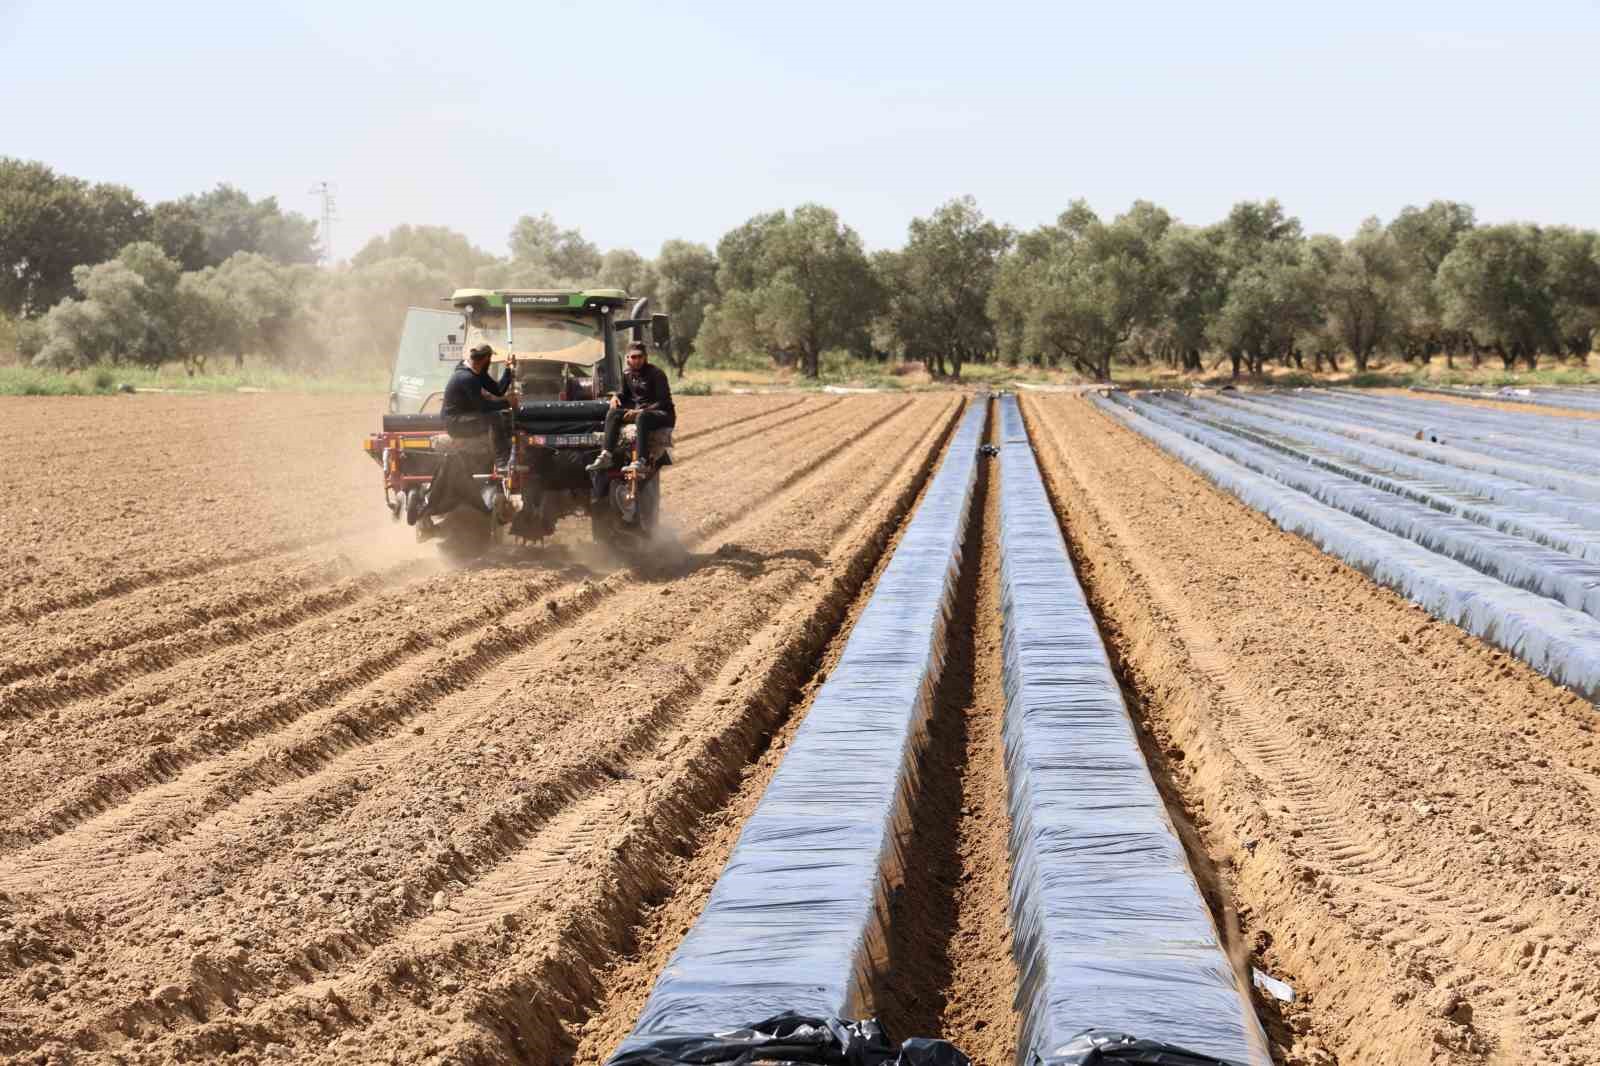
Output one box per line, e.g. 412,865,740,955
587,341,675,475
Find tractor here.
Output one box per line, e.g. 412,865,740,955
362,288,674,552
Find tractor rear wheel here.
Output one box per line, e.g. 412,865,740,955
636,474,661,537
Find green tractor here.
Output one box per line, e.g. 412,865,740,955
364,288,674,550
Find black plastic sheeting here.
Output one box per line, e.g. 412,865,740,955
605,399,989,1064
996,396,1271,1066
607,1013,971,1066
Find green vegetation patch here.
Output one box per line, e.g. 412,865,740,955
0,362,386,397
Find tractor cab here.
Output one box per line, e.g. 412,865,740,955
450,288,636,404
386,288,637,414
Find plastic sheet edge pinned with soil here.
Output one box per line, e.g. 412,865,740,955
605,398,990,1064
997,395,1272,1066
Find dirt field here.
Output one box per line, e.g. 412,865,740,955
4,390,1597,1066
0,391,996,1065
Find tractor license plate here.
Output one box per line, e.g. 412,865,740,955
529,432,605,448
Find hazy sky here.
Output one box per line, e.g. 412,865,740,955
5,0,1597,262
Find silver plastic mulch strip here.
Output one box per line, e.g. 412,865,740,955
607,397,989,1061
1095,393,1600,702
997,395,1271,1066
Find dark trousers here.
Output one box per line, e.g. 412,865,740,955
603,407,674,462
446,407,510,461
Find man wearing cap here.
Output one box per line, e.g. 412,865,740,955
441,343,514,464
415,345,515,537
587,341,675,475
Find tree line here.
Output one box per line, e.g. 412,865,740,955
4,155,1597,380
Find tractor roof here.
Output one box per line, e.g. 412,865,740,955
449,288,629,311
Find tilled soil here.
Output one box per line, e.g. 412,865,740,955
11,387,1598,1066
1024,394,1600,1066
0,391,964,1064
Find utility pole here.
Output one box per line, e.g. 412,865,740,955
309,181,338,265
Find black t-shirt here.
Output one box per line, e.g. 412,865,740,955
619,361,675,421
441,362,511,418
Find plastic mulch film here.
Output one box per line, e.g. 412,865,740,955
1118,394,1600,620
1411,384,1600,414
605,399,990,1064
1307,390,1600,446
996,396,1271,1066
1273,390,1600,474
1219,392,1600,502
1157,392,1600,560
1095,395,1600,702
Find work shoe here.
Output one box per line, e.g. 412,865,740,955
585,449,615,474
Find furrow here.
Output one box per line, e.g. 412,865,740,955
22,397,961,1059
0,398,924,874
0,399,894,847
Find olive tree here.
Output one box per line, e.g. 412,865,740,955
1541,226,1600,360
1323,220,1403,371
1388,201,1475,366
179,253,304,371
597,248,658,301
878,196,1012,379
352,224,496,281
507,212,602,282
701,205,879,377
652,239,719,376
1438,225,1557,369
34,242,187,369
991,200,1170,381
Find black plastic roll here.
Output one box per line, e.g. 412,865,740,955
516,400,611,421
381,413,446,433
